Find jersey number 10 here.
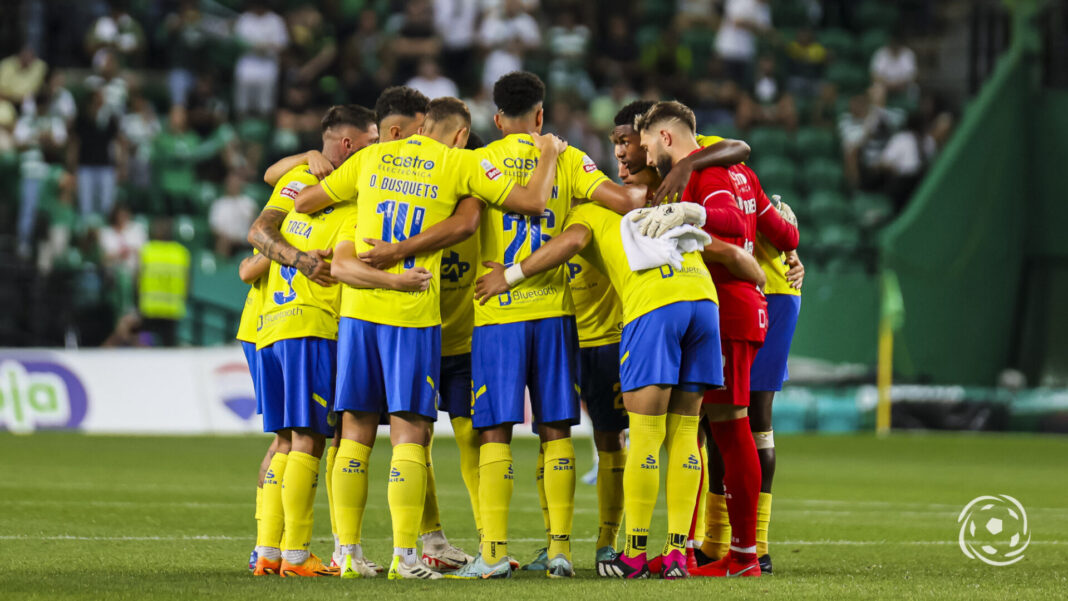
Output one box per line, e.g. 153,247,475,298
377,200,425,268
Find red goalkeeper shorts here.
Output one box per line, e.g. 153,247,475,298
703,338,761,407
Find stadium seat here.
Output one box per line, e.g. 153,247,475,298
826,62,870,96
771,0,811,28
192,182,220,216
801,157,846,193
817,223,861,253
859,29,891,61
237,118,271,146
197,250,218,276
818,28,857,61
174,215,212,250
853,191,895,227
753,155,797,192
816,396,861,432
747,127,791,158
855,1,899,33
807,190,852,224
792,126,838,159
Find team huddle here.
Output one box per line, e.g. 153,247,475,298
235,70,803,581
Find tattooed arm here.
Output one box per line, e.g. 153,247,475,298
246,208,336,286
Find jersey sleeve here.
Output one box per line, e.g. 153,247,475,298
693,168,746,238
755,187,799,252
321,152,363,204
459,149,516,207
264,169,318,213
695,134,725,148
568,149,610,200
334,202,359,247
563,203,597,232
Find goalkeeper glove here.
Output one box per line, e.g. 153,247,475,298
640,203,706,238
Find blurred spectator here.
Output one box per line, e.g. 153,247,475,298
808,81,840,127
878,112,925,210
158,0,212,106
153,105,201,214
13,93,68,258
640,26,692,99
463,87,497,139
546,9,594,100
589,81,637,132
676,0,716,29
209,172,257,258
186,73,228,137
43,71,77,127
715,0,772,84
85,50,128,122
870,32,918,98
138,217,190,347
407,58,459,99
119,93,161,191
0,46,47,105
340,10,389,108
479,0,541,94
546,97,607,167
102,312,150,347
388,0,442,84
0,101,14,154
36,169,78,274
85,1,145,67
99,203,147,276
737,55,798,131
595,14,640,86
785,27,828,97
433,0,480,93
74,90,123,218
838,86,902,189
233,1,289,118
283,2,337,99
924,111,955,160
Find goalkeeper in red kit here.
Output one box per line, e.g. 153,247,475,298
635,101,798,577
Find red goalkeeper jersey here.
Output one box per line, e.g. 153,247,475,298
682,161,799,342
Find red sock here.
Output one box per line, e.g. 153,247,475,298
687,434,704,542
708,416,761,561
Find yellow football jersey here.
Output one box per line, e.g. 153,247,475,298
257,168,354,349
440,233,478,356
566,254,622,347
696,134,726,148
564,203,718,324
236,273,264,344
474,134,610,326
755,233,800,297
323,135,516,328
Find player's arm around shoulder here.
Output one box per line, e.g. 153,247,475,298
493,133,568,216
332,239,432,292
653,137,751,205
475,222,592,305
695,167,746,238
360,196,483,270
703,236,766,289
238,252,270,284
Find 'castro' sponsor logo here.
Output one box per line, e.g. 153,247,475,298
0,358,88,433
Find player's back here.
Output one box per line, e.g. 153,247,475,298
440,233,479,356
565,203,717,325
566,253,622,348
475,133,609,326
258,199,354,349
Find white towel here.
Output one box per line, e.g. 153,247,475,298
620,209,713,271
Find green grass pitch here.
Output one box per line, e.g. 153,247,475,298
1,432,1066,600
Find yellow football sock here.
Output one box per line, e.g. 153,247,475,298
325,445,337,539
595,449,626,550
281,451,319,552
692,441,709,546
333,439,371,546
451,417,482,533
257,452,287,549
255,485,263,521
757,492,773,556
623,413,666,558
420,435,443,535
388,443,428,550
535,445,550,547
543,438,576,560
701,492,731,560
663,413,701,554
479,442,513,564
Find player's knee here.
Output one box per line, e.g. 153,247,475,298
704,404,748,423
538,422,572,443
593,429,625,452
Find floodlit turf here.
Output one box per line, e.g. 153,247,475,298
1,432,1065,600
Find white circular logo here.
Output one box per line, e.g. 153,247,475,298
958,495,1030,566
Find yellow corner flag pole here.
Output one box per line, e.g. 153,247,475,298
877,271,904,437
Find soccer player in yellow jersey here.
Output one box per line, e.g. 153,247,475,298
292,97,568,580
442,71,645,580
474,193,766,579
244,105,378,578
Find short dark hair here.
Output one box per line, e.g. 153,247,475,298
492,71,546,118
374,86,430,123
465,131,485,150
634,100,696,134
425,97,471,127
321,104,376,132
614,100,657,127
